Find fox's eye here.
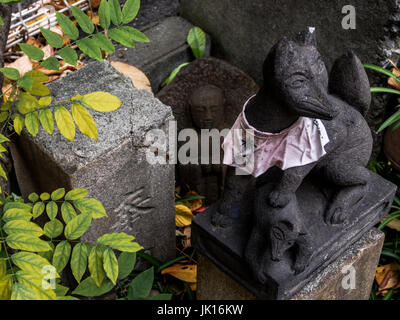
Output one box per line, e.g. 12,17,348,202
288,75,307,88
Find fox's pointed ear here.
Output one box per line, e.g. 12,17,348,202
296,27,317,46
329,51,371,116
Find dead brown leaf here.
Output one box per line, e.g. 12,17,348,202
161,264,197,284
375,263,400,296
388,68,400,91
184,191,202,211
183,226,191,249
5,55,32,77
91,0,101,8
110,61,153,94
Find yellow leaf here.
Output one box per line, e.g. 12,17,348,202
26,82,51,96
71,103,97,140
71,94,83,101
26,70,49,83
54,105,75,141
175,204,193,227
13,114,25,135
161,264,197,283
25,111,39,136
103,248,118,285
39,109,54,134
16,92,39,115
39,96,52,106
81,92,122,112
88,246,105,288
0,274,12,300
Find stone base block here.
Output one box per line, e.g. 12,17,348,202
197,228,384,300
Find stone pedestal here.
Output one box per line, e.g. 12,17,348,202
11,60,176,262
197,228,384,300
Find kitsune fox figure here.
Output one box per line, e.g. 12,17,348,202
214,27,373,279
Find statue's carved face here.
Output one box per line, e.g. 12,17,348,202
272,36,339,120
189,85,225,129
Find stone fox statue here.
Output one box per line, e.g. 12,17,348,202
213,28,373,278
215,28,372,226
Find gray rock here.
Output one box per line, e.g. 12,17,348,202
180,0,400,158
11,60,176,262
110,16,211,93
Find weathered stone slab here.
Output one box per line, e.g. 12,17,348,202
11,60,176,262
111,16,211,93
192,172,395,299
197,228,384,300
180,0,400,158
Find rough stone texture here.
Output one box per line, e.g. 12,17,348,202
111,16,211,93
197,228,384,300
11,60,176,262
180,0,400,158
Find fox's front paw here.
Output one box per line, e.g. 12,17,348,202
268,190,292,208
324,206,346,225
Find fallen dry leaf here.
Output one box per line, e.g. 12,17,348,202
110,61,153,94
175,204,193,227
5,55,32,77
375,263,400,295
161,264,197,283
26,37,42,48
388,67,400,91
381,214,400,232
184,191,202,211
183,226,191,249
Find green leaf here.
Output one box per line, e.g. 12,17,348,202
54,105,76,141
39,96,51,106
44,219,63,238
38,241,54,262
51,188,65,200
364,64,400,83
40,192,50,201
11,283,40,300
39,109,54,134
32,201,45,218
127,267,154,300
97,233,143,252
108,27,135,48
378,109,400,133
13,114,24,135
58,47,78,67
17,74,34,91
117,251,136,280
3,201,32,213
61,201,77,224
11,252,54,276
15,271,57,300
161,62,190,87
52,240,71,273
0,274,12,300
98,0,111,29
6,234,51,252
54,283,69,297
0,67,20,80
46,201,58,220
65,188,88,201
25,111,39,136
88,246,105,287
76,38,102,61
26,70,49,83
2,208,32,222
371,87,400,95
71,5,94,34
18,43,44,61
28,192,39,203
64,213,92,240
92,33,115,53
57,295,79,300
187,26,206,59
81,91,121,112
150,293,173,300
3,220,44,237
121,0,140,24
103,248,118,285
56,11,79,40
40,27,63,48
40,57,60,72
16,93,39,115
72,277,113,297
109,0,123,25
71,103,97,140
119,26,149,42
71,242,88,283
73,198,107,219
